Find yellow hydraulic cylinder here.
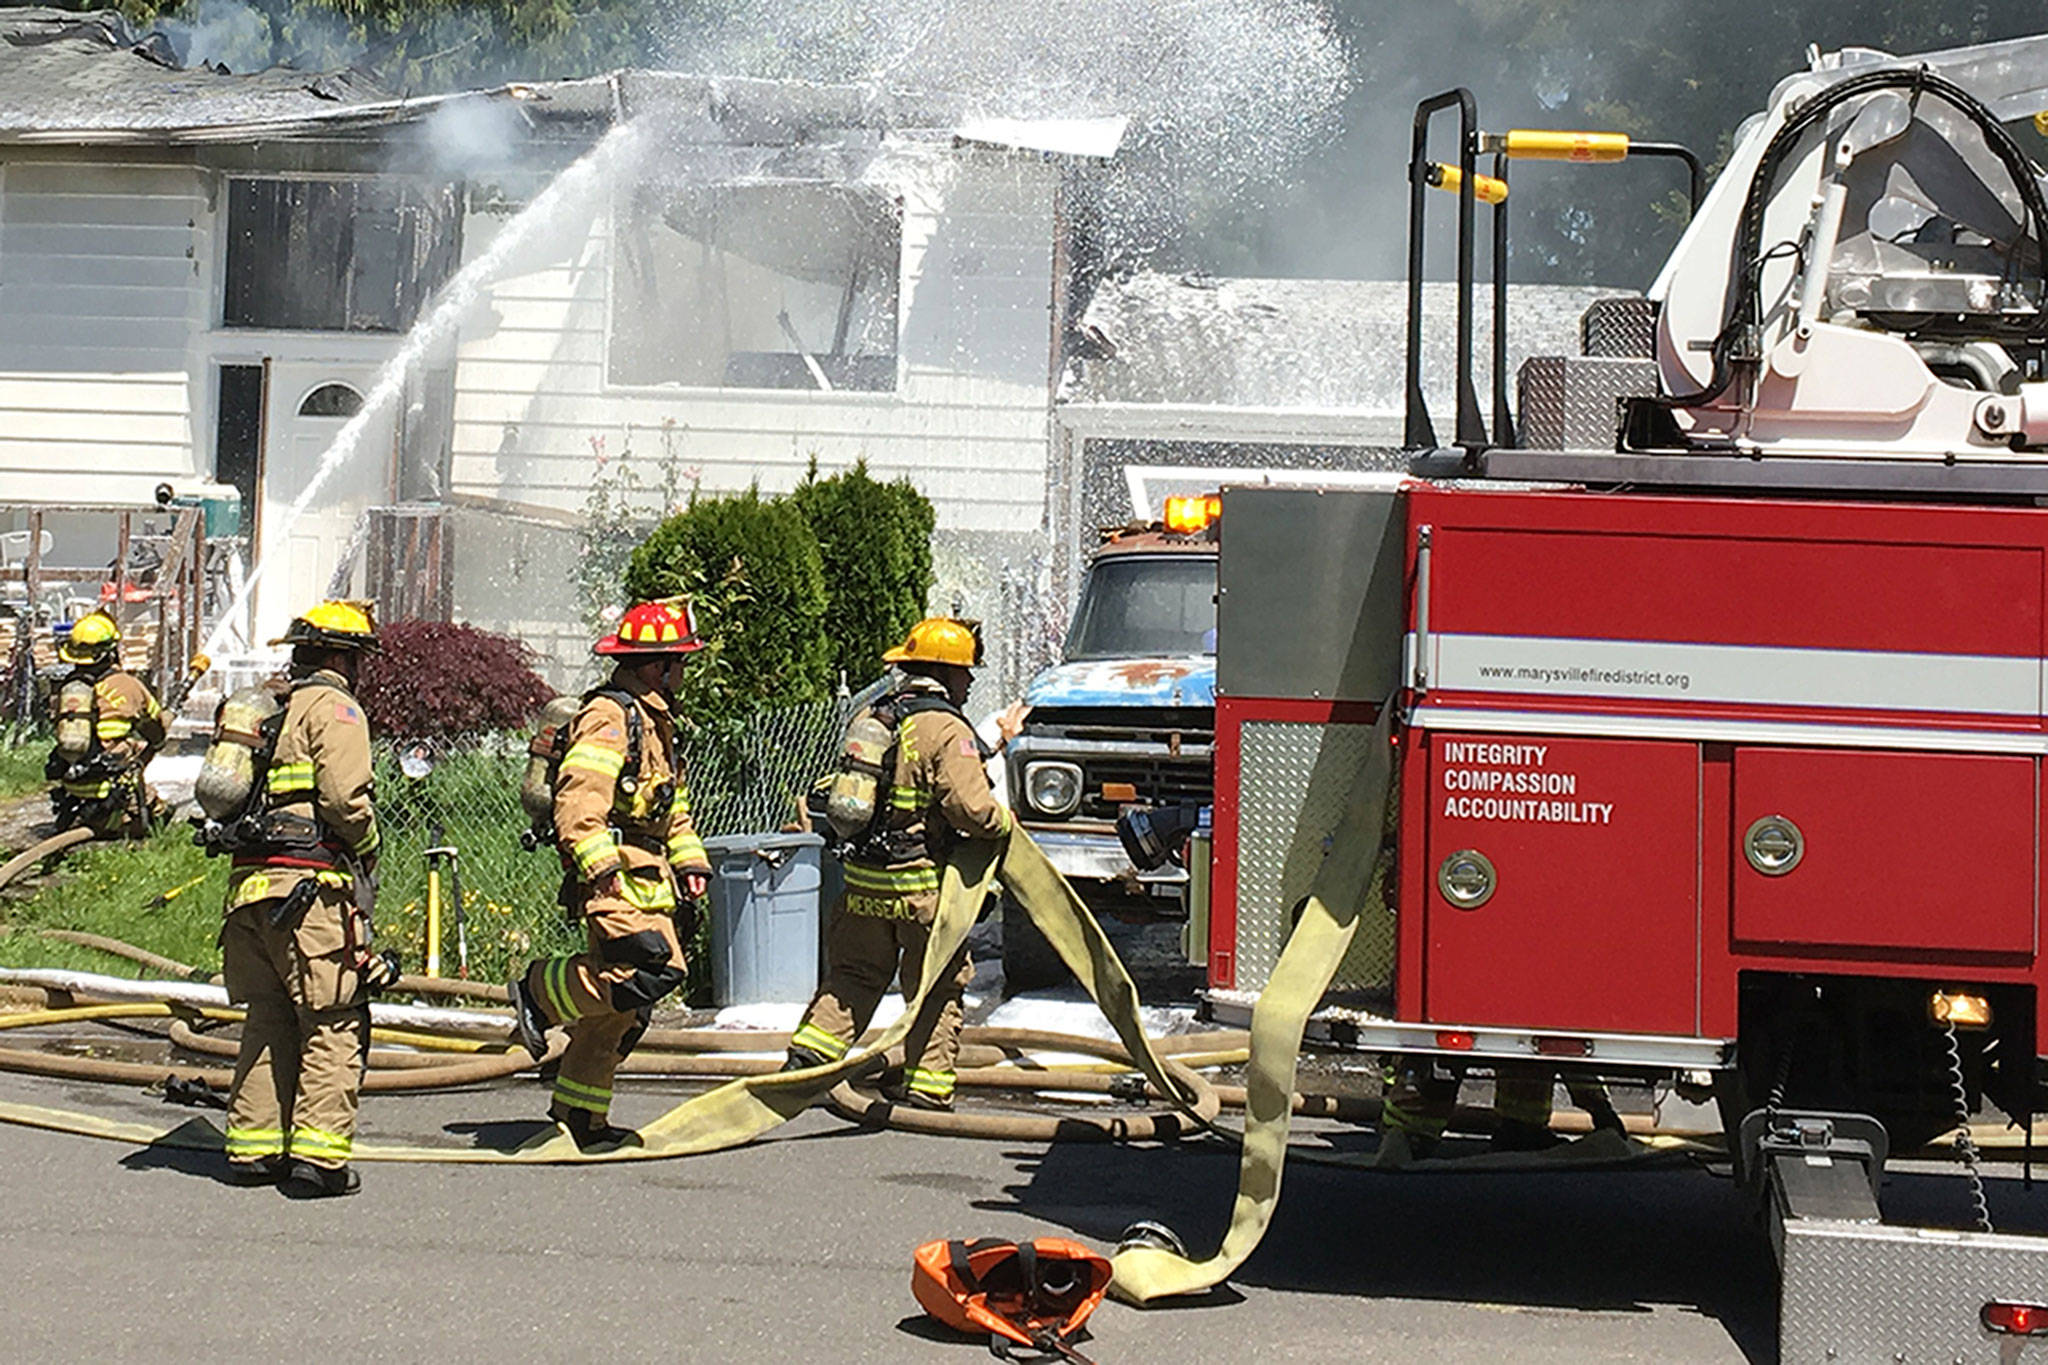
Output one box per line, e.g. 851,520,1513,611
1424,161,1509,205
1501,129,1630,163
423,861,442,979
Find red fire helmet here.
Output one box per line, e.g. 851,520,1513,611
594,598,705,656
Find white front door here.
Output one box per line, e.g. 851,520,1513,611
252,360,395,646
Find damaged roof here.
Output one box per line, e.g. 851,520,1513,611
0,10,1127,157
0,7,390,142
1060,272,1621,419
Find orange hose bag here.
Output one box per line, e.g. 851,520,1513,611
913,1237,1111,1356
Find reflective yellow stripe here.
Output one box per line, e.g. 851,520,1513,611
95,719,132,741
542,956,581,1022
843,863,940,895
791,1023,849,1060
889,786,932,811
616,868,676,911
355,825,380,857
62,781,114,799
669,785,693,816
290,1126,353,1159
667,833,707,866
562,742,624,778
266,761,314,795
905,1066,955,1097
224,1126,285,1156
571,830,619,876
552,1078,611,1114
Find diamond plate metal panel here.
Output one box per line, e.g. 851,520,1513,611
1516,355,1660,452
1234,720,1392,994
1579,296,1657,358
1781,1218,2048,1362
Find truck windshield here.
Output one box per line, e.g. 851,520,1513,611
1065,556,1216,660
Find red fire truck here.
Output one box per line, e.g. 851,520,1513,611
1192,35,2048,1359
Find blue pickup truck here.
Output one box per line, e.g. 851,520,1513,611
1001,524,1217,990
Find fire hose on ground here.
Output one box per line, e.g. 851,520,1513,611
0,760,2018,1305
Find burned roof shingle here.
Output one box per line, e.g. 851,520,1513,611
0,5,387,141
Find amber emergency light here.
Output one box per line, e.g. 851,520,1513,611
1163,494,1221,534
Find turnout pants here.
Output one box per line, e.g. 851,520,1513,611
221,886,369,1170
522,893,686,1122
793,892,976,1105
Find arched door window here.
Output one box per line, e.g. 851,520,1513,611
299,383,364,418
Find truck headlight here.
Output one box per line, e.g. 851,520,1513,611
1024,761,1083,816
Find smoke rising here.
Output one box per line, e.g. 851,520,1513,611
655,0,1353,261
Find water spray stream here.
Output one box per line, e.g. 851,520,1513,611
203,120,647,658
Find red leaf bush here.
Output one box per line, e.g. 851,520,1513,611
356,620,555,741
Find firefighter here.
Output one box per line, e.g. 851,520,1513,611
47,609,166,836
781,617,1029,1111
506,598,712,1150
219,600,381,1196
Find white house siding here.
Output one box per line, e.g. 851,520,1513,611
447,149,1059,535
0,160,209,504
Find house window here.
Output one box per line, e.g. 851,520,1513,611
299,383,364,417
609,183,900,391
223,180,461,332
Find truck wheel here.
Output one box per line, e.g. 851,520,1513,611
1001,894,1070,995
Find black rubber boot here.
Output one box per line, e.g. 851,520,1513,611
507,973,549,1061
226,1154,286,1186
880,1081,954,1113
554,1107,638,1152
280,1160,360,1198
1490,1118,1565,1153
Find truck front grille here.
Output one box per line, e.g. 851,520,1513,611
1079,756,1212,819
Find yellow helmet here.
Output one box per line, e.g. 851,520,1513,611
882,617,982,669
271,599,380,654
58,610,120,667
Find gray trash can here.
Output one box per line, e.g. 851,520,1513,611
704,831,824,1007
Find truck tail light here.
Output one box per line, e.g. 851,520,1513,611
1982,1302,2048,1335
1435,1031,1475,1050
1534,1036,1592,1057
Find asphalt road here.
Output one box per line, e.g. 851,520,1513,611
0,1067,1771,1363
12,1059,2048,1363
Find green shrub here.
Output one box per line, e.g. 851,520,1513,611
790,459,935,690
623,487,831,734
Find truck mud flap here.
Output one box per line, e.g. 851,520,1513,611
1780,1218,2048,1362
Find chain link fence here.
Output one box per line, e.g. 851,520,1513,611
370,696,850,992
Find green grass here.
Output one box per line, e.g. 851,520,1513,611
0,825,224,977
0,732,50,800
0,741,728,1001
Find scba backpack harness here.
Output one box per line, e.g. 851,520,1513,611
821,689,985,862
912,1237,1111,1363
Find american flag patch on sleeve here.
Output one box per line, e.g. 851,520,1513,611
958,737,977,756
335,702,360,723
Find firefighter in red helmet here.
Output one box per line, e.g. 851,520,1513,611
507,598,712,1149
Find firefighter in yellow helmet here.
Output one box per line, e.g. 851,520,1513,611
506,599,713,1149
46,609,166,835
782,617,1029,1110
217,600,382,1196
